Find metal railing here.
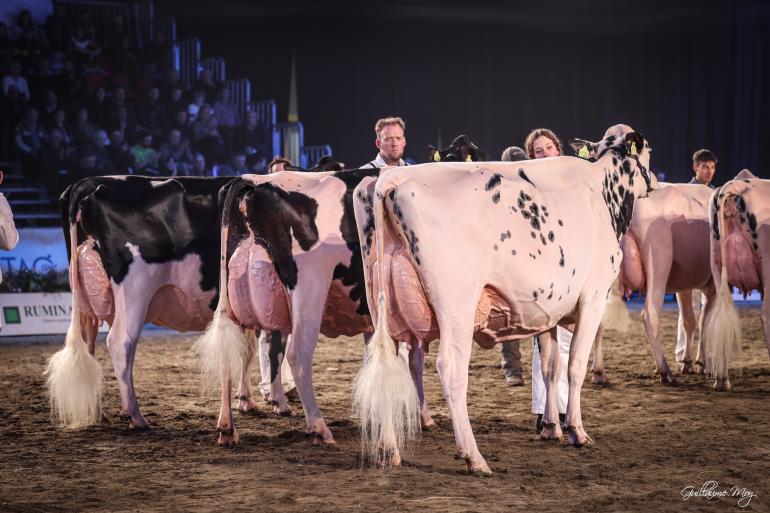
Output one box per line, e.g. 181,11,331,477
224,79,251,124
57,0,133,47
176,38,201,87
201,57,226,82
301,145,333,169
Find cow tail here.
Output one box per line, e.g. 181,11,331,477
353,179,419,466
703,187,742,390
44,222,103,428
193,222,254,392
601,278,631,331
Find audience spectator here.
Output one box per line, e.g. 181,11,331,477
197,115,227,166
170,108,192,145
234,110,270,158
268,156,291,173
130,130,159,174
165,87,187,122
161,69,184,101
44,5,69,54
217,152,247,176
55,58,85,102
110,105,137,145
71,151,97,184
106,129,134,172
0,85,27,159
246,152,268,175
83,130,113,174
29,57,56,100
38,127,71,196
103,15,132,75
15,107,47,180
46,108,75,151
143,30,170,72
135,86,168,140
188,152,209,176
157,129,193,176
109,86,127,113
13,10,44,69
192,69,218,103
88,86,110,128
72,106,97,147
191,104,215,144
38,89,59,123
3,61,30,101
70,25,101,67
186,89,206,122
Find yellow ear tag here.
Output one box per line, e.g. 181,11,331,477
465,154,473,162
630,142,638,156
578,145,590,159
433,151,441,162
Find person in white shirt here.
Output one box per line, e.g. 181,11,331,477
2,62,30,101
365,116,408,168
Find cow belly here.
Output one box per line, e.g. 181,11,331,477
320,282,371,338
77,242,114,322
228,237,290,332
145,285,211,331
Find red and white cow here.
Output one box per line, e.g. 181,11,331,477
590,182,719,384
352,125,657,474
704,170,768,390
195,169,438,447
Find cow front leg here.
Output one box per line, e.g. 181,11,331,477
435,315,490,475
268,330,292,416
641,282,676,385
408,342,437,431
676,290,698,374
591,326,608,385
217,367,239,446
538,328,563,441
236,330,259,413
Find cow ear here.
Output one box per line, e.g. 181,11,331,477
569,139,596,159
734,169,756,180
427,145,440,162
624,132,645,157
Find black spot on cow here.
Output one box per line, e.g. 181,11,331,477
558,246,565,267
492,191,501,204
511,249,517,256
531,231,536,238
533,290,539,300
522,210,532,220
547,291,553,300
540,234,546,245
531,216,541,231
572,268,576,276
268,330,286,383
558,219,564,226
493,244,499,251
547,231,555,242
518,169,535,187
68,175,235,312
747,212,758,233
737,196,747,213
485,173,502,191
537,249,542,255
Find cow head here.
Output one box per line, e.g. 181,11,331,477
584,125,658,241
427,135,487,163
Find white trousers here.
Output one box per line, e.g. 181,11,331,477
531,327,571,415
675,292,705,363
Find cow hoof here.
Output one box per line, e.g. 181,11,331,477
591,370,609,385
377,448,401,467
312,433,336,446
539,423,564,441
680,360,696,374
217,427,240,447
566,426,593,448
421,413,438,431
284,388,301,403
468,464,493,476
273,405,294,417
659,372,677,386
238,396,259,413
713,378,732,392
695,361,707,375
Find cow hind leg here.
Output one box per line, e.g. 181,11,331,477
408,343,437,431
591,326,608,385
641,282,676,385
268,330,292,416
236,330,259,414
217,368,239,446
105,318,148,429
539,328,563,441
676,290,698,374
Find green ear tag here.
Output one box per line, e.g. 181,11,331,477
630,142,638,156
578,145,590,159
433,151,441,162
465,154,473,162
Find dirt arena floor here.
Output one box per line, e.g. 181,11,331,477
1,307,768,512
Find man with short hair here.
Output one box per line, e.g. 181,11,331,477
366,116,408,168
689,149,717,187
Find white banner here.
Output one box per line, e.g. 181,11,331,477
0,292,108,336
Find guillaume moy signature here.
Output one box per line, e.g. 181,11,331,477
681,480,757,508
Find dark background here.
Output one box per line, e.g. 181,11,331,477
157,0,770,184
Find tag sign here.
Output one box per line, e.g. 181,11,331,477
465,154,473,162
630,142,638,156
433,151,441,162
578,145,591,159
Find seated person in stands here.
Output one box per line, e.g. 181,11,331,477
188,152,209,177
216,152,247,176
130,130,159,175
84,130,113,174
38,128,72,198
15,107,47,182
72,106,97,147
246,152,268,175
110,105,137,146
135,86,168,140
107,129,134,173
193,69,218,103
157,129,193,176
46,108,74,152
234,110,270,158
171,108,193,145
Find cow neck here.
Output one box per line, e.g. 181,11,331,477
596,151,646,243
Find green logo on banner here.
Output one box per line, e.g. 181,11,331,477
3,306,21,324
